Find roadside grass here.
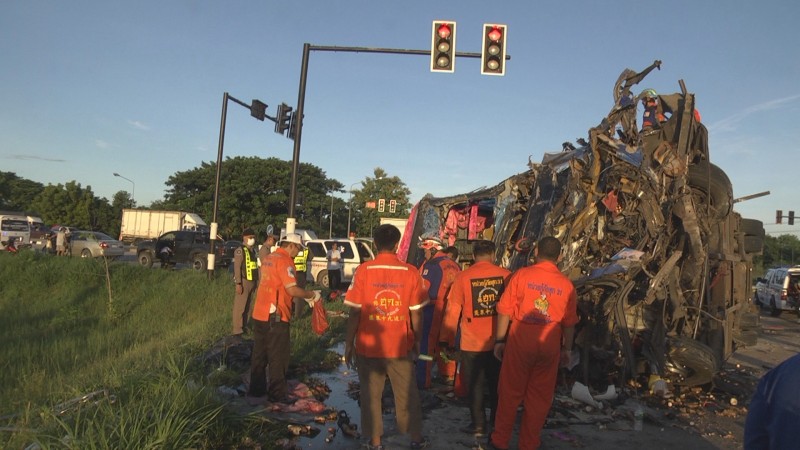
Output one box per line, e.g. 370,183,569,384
0,251,348,449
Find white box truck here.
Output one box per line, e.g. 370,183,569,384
119,209,207,244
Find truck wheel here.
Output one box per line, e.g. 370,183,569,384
81,249,92,258
138,251,154,268
770,297,782,317
743,235,764,254
733,329,758,347
316,270,330,289
687,161,733,222
666,336,720,386
741,218,765,238
192,254,207,272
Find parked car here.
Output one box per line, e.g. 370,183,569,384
221,240,242,268
136,230,224,271
305,238,375,288
754,266,800,317
68,230,127,259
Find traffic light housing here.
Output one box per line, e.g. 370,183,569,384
288,111,302,141
389,199,397,214
777,210,783,224
378,199,386,213
790,211,795,226
275,103,292,135
250,100,267,121
431,21,456,73
481,24,507,76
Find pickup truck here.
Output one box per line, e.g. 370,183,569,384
136,230,223,271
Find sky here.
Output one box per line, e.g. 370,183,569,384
1,0,799,235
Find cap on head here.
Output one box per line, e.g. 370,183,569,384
279,233,306,249
242,228,255,237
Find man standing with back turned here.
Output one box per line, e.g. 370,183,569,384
344,224,430,449
490,236,578,450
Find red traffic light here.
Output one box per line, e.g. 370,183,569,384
481,24,507,76
487,27,502,42
431,20,456,73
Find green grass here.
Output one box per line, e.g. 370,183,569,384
0,251,347,449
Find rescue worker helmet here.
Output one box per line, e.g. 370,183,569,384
418,234,444,250
641,88,658,100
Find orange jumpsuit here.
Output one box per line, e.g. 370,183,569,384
418,252,460,387
491,260,578,450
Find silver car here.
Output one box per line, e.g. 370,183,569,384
69,231,126,259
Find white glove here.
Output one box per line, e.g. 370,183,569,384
305,290,322,307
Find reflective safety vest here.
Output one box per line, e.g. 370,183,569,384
294,248,308,272
243,245,258,281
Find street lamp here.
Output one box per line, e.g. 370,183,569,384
113,172,135,206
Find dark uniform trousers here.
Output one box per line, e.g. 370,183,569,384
248,315,290,401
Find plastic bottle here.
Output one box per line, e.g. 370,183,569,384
633,405,644,431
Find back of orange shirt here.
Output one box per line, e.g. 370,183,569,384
441,261,511,352
497,260,578,329
253,247,298,322
344,253,426,358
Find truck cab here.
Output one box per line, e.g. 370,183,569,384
305,238,375,288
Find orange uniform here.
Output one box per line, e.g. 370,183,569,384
441,261,511,351
253,247,297,323
417,252,460,387
491,260,578,450
344,253,428,358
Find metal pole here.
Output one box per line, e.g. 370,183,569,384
113,173,135,206
329,195,333,238
208,92,228,279
288,43,310,223
346,181,360,238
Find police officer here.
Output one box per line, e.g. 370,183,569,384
292,244,309,318
232,229,259,338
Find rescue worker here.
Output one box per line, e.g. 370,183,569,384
292,244,309,318
232,229,259,338
343,224,430,450
417,234,460,389
440,240,510,437
640,88,666,130
247,233,321,404
490,236,578,450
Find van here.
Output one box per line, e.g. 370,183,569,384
754,266,800,317
0,213,31,247
305,238,375,288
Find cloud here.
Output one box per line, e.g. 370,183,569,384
127,120,150,131
95,139,110,149
709,94,800,133
7,154,66,162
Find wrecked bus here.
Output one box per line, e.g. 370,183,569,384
400,61,763,389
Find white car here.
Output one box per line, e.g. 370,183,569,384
754,266,800,316
305,238,375,288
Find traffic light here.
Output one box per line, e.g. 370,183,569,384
389,199,397,214
777,210,783,224
430,21,456,73
790,211,795,226
378,199,386,213
275,103,292,135
250,100,267,121
288,111,302,141
481,24,507,76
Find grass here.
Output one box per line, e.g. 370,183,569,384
0,251,348,449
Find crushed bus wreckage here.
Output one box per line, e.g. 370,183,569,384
399,61,764,391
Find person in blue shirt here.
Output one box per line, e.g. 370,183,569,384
744,353,800,449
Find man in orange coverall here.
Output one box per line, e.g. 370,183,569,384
440,240,510,437
489,236,578,450
344,224,430,450
417,235,461,389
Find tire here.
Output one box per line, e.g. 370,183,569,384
80,249,92,258
743,235,764,254
770,297,782,317
739,312,760,330
741,218,765,238
316,270,330,289
192,254,208,271
687,161,733,221
138,251,154,268
733,329,758,347
666,336,721,386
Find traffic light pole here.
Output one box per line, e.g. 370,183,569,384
285,44,511,234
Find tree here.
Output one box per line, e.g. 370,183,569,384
349,167,412,238
28,181,116,233
157,156,344,239
0,171,44,211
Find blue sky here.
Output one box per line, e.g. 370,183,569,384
2,1,799,234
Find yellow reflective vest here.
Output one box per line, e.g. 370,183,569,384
294,248,308,272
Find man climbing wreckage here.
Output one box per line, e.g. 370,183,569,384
401,61,764,393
